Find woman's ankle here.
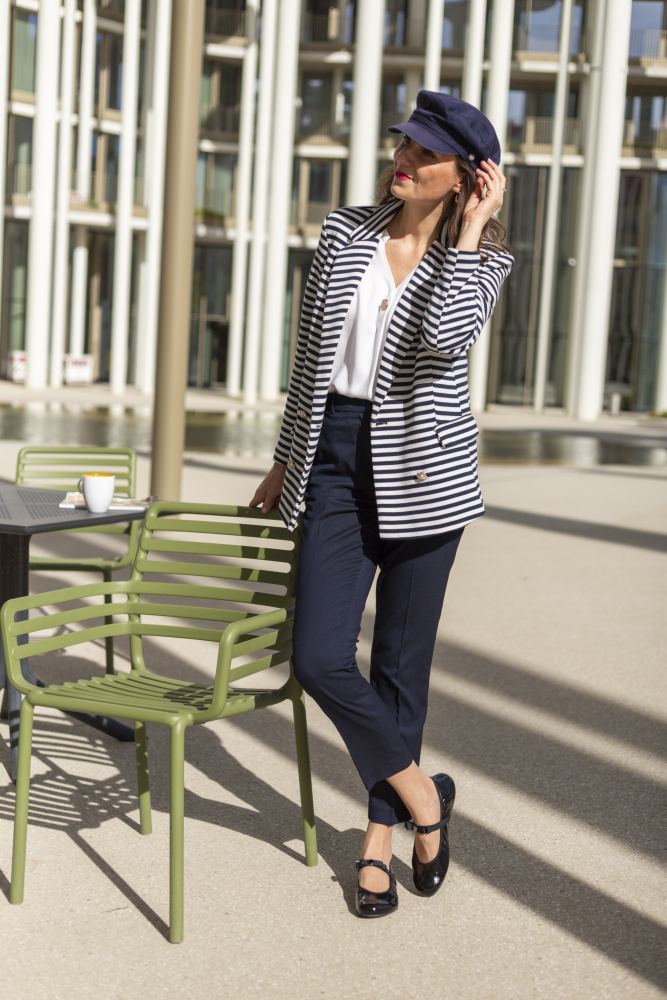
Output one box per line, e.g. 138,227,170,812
361,821,393,860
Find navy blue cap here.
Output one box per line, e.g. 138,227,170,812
388,91,501,170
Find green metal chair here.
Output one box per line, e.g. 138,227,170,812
15,446,140,674
2,502,316,943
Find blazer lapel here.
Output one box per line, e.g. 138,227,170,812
315,197,406,389
372,237,448,417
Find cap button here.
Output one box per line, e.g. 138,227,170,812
468,153,475,161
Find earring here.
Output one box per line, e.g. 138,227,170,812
455,193,460,204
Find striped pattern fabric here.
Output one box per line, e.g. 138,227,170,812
274,195,514,539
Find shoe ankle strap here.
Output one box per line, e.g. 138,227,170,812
355,858,392,875
404,815,449,835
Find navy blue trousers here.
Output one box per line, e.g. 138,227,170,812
292,393,463,826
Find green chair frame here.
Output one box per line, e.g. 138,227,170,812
2,502,317,943
15,446,141,675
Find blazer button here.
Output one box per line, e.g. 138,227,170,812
297,409,307,419
287,460,295,470
415,471,428,482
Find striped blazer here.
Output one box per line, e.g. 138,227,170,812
273,194,514,539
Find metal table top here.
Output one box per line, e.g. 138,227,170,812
0,483,147,536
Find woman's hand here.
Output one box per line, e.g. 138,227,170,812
461,158,506,230
249,462,286,514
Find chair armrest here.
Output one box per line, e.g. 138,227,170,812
0,580,138,694
210,607,291,715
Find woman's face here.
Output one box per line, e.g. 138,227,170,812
391,135,462,204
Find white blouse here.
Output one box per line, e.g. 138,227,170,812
328,228,419,400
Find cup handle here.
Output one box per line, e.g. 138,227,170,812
77,478,84,492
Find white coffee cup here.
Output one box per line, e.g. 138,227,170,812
77,473,115,513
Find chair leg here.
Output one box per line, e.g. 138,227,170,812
102,568,114,675
169,721,186,943
291,690,318,867
134,722,152,835
10,699,35,904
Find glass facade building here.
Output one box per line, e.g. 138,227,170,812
1,0,666,415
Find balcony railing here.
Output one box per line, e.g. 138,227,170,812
628,29,667,65
507,116,582,153
200,105,242,136
622,120,667,155
97,0,124,22
195,187,236,223
296,110,349,142
290,197,332,231
205,7,247,40
300,9,350,45
68,167,146,208
513,23,585,59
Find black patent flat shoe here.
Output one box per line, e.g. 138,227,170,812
355,858,398,918
406,773,456,897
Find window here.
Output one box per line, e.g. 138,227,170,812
442,0,467,51
195,153,237,219
11,10,37,94
299,73,333,136
513,0,585,56
7,116,33,196
95,31,124,112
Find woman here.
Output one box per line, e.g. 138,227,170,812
250,91,513,917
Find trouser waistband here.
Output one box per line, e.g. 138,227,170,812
325,392,372,413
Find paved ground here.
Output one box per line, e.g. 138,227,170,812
0,400,665,1000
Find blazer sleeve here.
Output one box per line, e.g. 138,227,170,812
420,245,514,358
273,215,331,464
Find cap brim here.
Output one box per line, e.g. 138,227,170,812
387,121,462,157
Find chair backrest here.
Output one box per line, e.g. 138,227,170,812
16,446,136,494
130,500,299,622
16,446,137,536
125,501,300,664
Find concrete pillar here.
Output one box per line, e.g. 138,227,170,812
0,0,11,349
70,0,97,357
25,0,61,388
240,0,278,402
345,0,385,206
533,0,573,411
423,0,444,92
467,0,514,412
135,0,172,393
462,0,487,106
655,261,667,413
50,0,77,387
571,0,633,420
657,14,667,413
256,0,302,402
110,0,141,394
564,0,604,414
151,0,205,500
226,0,259,398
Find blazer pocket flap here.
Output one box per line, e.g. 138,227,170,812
435,412,479,448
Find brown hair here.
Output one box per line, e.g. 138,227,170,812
375,156,511,261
